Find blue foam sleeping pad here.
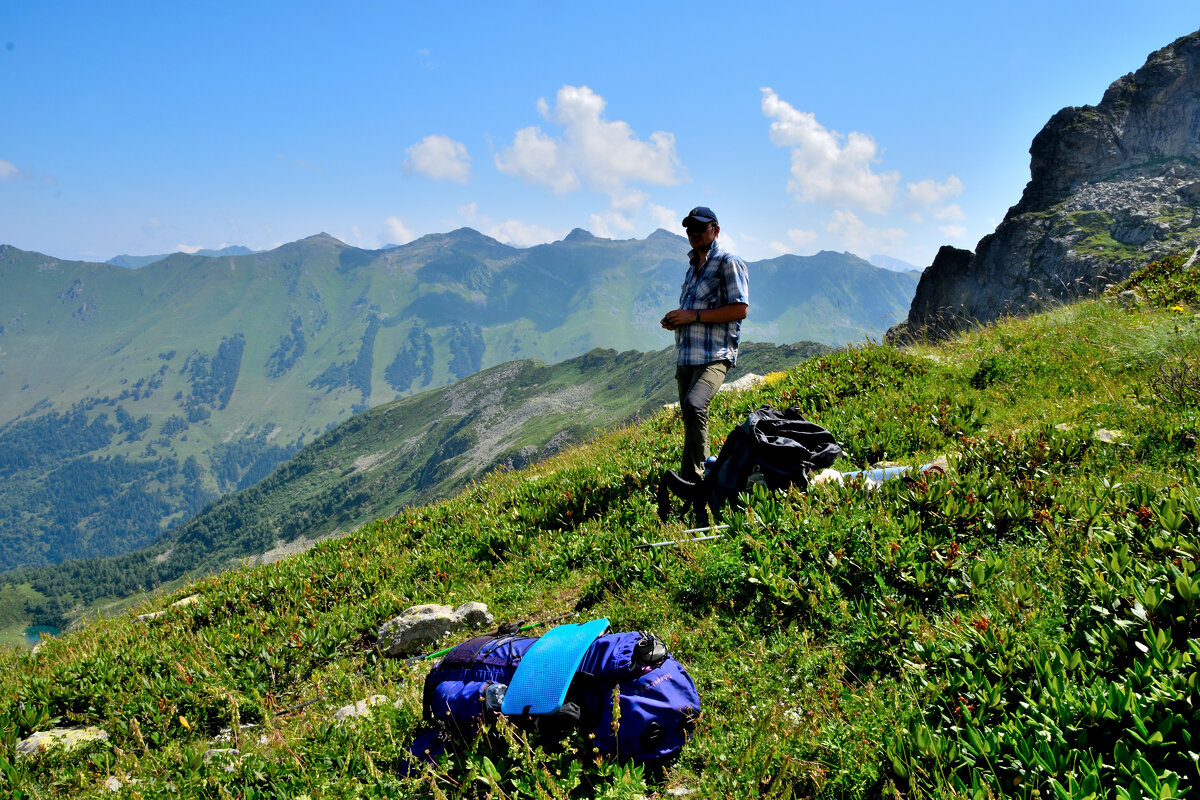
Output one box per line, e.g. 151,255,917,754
500,617,610,715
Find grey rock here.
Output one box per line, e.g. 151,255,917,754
16,726,109,757
334,695,389,721
898,31,1200,341
203,748,241,772
136,594,200,623
377,602,494,657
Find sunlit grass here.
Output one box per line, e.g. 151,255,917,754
0,253,1197,798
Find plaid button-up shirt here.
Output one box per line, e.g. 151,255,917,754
675,241,749,366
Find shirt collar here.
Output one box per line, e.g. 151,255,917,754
688,240,722,267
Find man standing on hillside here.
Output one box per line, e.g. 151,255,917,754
660,206,750,482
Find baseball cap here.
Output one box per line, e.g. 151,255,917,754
681,207,718,227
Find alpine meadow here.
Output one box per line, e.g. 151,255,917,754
1,251,1198,798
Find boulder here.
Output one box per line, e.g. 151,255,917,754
377,602,494,657
17,726,109,757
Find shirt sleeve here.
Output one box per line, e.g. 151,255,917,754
721,256,750,306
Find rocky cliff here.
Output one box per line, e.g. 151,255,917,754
897,29,1200,339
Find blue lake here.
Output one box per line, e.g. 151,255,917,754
23,625,60,648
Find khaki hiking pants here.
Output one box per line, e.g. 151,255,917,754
675,360,729,482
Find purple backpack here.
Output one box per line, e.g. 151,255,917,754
416,630,701,764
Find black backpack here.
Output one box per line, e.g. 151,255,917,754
658,405,842,525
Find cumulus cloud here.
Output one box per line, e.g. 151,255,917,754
485,219,563,248
404,134,471,183
648,203,678,231
496,126,578,194
939,224,968,240
383,216,415,245
761,88,898,215
177,244,202,254
907,175,963,205
933,203,964,221
906,176,965,224
823,210,908,253
767,228,819,256
457,203,563,247
588,210,638,239
495,85,682,200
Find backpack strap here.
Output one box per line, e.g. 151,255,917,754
501,618,610,716
436,634,497,667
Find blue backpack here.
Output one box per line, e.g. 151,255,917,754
412,626,701,766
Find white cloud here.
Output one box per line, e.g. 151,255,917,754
938,224,968,240
495,85,682,201
648,203,677,230
0,159,19,179
496,126,578,194
907,175,963,205
177,244,202,254
823,210,908,253
761,88,898,215
457,203,562,247
768,228,818,256
718,232,741,256
404,134,471,183
383,216,415,245
933,203,964,221
484,219,563,248
588,210,637,239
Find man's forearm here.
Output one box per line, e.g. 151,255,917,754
660,303,748,330
694,303,748,324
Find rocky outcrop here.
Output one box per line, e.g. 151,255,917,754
898,29,1200,339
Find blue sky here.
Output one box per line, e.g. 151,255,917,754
2,2,1197,266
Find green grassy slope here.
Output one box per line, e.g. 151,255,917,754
0,233,916,572
0,341,827,635
0,254,1195,799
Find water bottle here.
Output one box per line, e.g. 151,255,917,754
746,467,767,490
704,456,718,477
485,682,507,712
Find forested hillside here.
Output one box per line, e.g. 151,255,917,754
0,341,827,638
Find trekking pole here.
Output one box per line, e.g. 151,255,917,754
403,611,577,666
633,524,730,550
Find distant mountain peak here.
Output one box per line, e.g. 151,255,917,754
869,254,922,273
647,228,684,241
445,227,506,245
301,232,345,245
563,228,595,242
